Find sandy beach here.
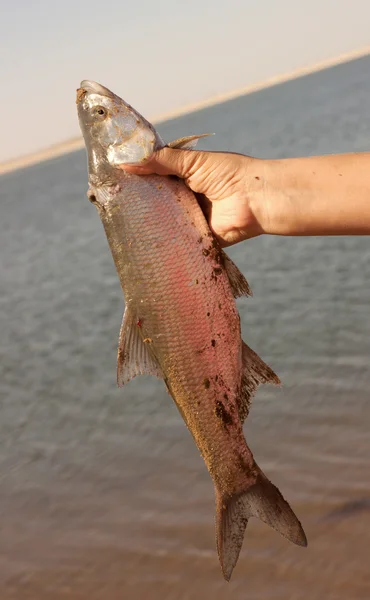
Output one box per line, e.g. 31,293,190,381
0,45,369,178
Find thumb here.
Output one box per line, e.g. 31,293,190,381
119,147,204,179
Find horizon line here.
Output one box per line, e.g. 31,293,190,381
1,45,369,177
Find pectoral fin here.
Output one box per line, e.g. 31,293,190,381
167,133,214,150
117,308,163,387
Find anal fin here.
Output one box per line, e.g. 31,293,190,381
238,341,281,422
117,308,163,387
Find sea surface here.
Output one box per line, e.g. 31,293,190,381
1,56,370,599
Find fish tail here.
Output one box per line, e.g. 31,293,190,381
215,466,307,581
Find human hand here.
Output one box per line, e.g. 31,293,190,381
121,148,370,242
119,149,267,247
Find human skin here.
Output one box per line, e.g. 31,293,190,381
120,150,370,247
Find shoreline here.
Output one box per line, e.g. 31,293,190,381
1,45,369,177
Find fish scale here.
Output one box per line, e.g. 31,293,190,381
77,80,307,580
111,174,237,400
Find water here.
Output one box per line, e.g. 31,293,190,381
1,56,370,599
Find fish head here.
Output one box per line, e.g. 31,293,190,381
76,80,164,170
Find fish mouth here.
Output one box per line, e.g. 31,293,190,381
80,80,114,97
76,80,115,104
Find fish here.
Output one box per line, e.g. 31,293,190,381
76,80,307,580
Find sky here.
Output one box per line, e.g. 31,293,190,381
1,0,370,163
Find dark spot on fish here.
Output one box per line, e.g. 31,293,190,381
211,339,216,347
338,173,343,177
215,251,224,265
197,400,201,406
203,378,210,389
215,375,218,382
208,238,225,265
237,454,250,472
157,184,163,190
198,237,203,244
218,303,222,310
87,192,106,213
202,249,210,256
213,267,222,276
88,193,97,204
223,393,228,400
255,176,260,180
217,374,225,387
215,400,233,426
195,279,199,284
207,312,211,317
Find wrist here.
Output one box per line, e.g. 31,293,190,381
243,157,279,236
247,157,301,236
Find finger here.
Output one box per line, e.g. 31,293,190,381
119,147,206,179
120,164,155,175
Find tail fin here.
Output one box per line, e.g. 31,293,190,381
215,467,307,581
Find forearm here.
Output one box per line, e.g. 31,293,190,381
252,153,370,236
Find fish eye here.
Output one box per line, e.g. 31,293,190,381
91,105,107,120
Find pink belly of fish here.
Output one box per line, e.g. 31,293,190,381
118,176,246,486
